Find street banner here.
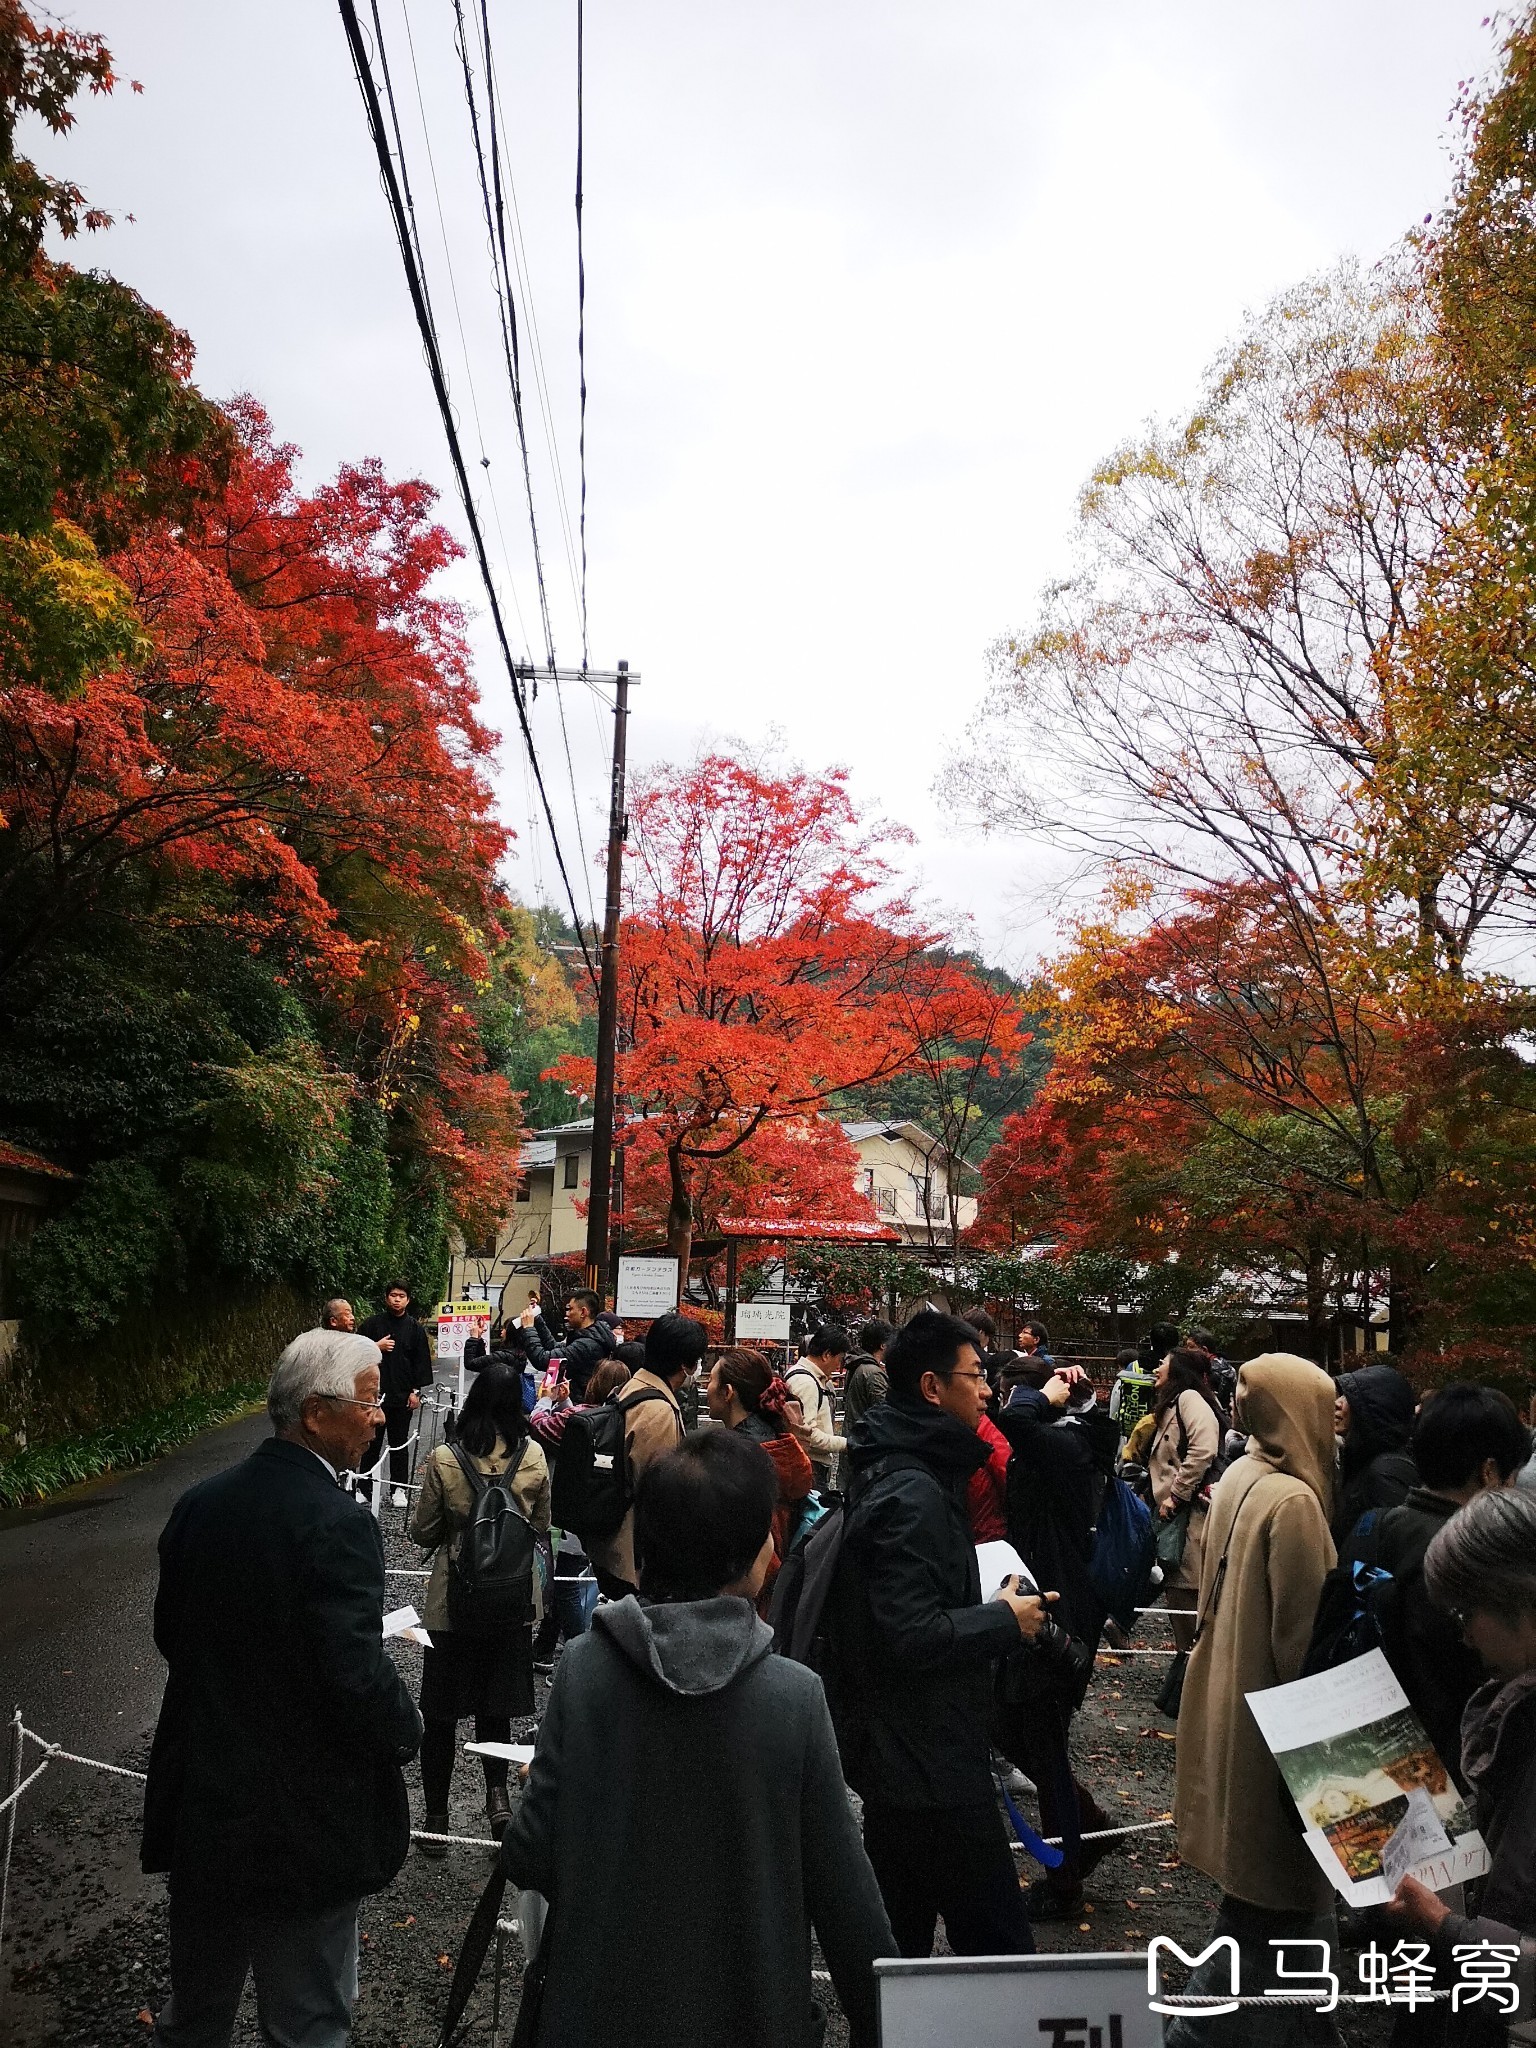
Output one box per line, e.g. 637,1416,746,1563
876,1952,1158,2048
615,1256,680,1319
1245,1649,1489,1904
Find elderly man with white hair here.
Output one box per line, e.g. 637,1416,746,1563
141,1328,422,2048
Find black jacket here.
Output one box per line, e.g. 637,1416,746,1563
833,1396,1019,1810
515,1315,618,1402
1334,1363,1417,1540
141,1437,422,1909
1369,1487,1486,1786
997,1389,1111,1645
502,1596,893,2047
358,1310,434,1408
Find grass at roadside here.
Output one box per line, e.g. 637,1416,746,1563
0,1381,266,1508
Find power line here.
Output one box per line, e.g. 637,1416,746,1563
575,0,589,673
337,0,599,991
481,37,584,623
450,0,557,673
453,0,595,931
391,0,535,664
366,0,430,303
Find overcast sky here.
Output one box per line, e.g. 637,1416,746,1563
51,1,1499,969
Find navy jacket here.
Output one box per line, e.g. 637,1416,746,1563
141,1437,422,1909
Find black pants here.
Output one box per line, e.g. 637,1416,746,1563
862,1799,1035,1959
997,1706,1108,1890
420,1714,512,1813
367,1403,413,1487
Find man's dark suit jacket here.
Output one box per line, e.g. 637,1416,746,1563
141,1436,422,1910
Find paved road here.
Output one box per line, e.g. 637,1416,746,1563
0,1404,272,1768
0,1405,271,2044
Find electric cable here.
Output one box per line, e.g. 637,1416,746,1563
464,0,595,924
338,0,599,989
451,0,557,673
393,0,535,663
482,37,583,618
366,0,430,310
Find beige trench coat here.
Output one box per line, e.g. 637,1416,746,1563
409,1432,551,1632
1174,1354,1338,1913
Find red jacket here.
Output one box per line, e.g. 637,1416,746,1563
966,1413,1011,1542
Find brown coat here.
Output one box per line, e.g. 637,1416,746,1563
409,1432,551,1632
1148,1388,1222,1510
584,1369,684,1590
1174,1353,1338,1913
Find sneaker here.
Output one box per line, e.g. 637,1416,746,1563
999,1765,1036,1798
391,1488,408,1509
418,1811,449,1860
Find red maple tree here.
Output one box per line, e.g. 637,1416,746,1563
550,750,1028,1272
0,401,524,1235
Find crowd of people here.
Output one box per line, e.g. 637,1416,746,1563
135,1287,1536,2048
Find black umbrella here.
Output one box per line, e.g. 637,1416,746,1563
437,1866,506,2048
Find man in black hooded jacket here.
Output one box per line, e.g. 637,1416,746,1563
832,1311,1051,1958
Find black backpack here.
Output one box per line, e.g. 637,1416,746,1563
550,1386,672,1543
768,1452,930,1776
446,1440,538,1636
1302,1511,1400,1675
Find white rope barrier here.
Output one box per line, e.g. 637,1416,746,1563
0,1753,57,1820
1153,1994,1451,2010
1013,1816,1175,1852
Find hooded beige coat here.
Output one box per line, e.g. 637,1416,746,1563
1174,1353,1338,1913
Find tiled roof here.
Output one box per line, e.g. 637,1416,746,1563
0,1140,74,1181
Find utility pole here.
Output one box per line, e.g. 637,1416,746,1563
585,660,630,1300
514,661,634,1304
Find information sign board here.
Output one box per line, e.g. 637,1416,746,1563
434,1298,492,1362
735,1299,792,1341
614,1256,680,1319
875,1951,1159,2048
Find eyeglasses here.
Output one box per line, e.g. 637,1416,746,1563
322,1393,385,1415
948,1370,989,1386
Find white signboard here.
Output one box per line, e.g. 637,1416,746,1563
434,1299,492,1362
615,1256,680,1319
735,1299,792,1341
877,1952,1159,2048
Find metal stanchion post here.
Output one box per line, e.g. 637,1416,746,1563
489,1920,508,2046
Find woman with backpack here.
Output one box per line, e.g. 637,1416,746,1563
409,1361,550,1850
705,1347,815,1612
1148,1346,1226,1653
